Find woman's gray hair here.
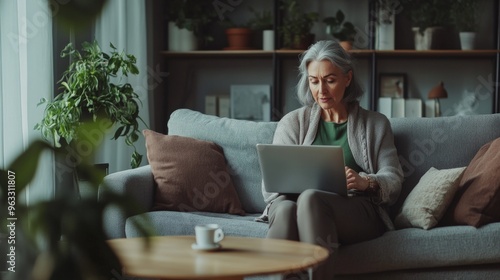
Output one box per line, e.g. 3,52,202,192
296,40,364,106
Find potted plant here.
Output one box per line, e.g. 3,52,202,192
280,0,319,49
323,10,357,50
35,40,146,169
222,19,254,50
166,0,218,51
450,0,479,50
401,0,454,50
247,7,274,50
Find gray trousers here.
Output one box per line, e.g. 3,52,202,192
267,189,386,280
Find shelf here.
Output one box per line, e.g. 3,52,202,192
161,49,499,59
374,50,499,58
275,49,373,58
160,50,274,58
160,49,373,58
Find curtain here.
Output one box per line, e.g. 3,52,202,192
0,0,55,204
94,0,150,173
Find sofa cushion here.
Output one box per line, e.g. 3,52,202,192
167,109,277,213
443,137,500,227
125,211,268,238
334,223,500,275
394,166,466,230
143,130,245,215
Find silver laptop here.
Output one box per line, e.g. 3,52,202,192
256,144,348,196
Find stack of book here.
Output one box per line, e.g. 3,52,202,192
377,97,424,118
205,95,231,118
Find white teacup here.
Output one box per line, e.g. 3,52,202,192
194,224,224,247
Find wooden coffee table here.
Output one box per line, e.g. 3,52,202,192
108,235,329,280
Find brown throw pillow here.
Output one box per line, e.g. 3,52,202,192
143,130,245,215
443,137,500,227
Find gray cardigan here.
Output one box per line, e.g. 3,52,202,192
261,102,404,229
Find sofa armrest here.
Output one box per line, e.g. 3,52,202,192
98,165,155,239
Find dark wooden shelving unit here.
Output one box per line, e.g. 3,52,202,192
157,0,500,120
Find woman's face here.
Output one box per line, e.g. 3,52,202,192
307,60,352,111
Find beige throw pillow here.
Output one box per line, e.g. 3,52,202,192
394,166,466,230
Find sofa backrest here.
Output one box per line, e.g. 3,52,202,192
167,109,277,213
389,113,500,217
168,109,500,216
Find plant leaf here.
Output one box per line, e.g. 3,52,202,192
113,126,124,140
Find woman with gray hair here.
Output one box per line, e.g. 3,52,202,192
261,40,403,279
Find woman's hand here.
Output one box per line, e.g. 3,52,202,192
345,167,369,191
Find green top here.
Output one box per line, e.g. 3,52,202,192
312,119,362,173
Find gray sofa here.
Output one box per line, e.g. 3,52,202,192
100,108,500,279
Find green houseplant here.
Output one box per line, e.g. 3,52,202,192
247,7,274,50
401,0,454,50
166,0,218,50
35,40,146,169
402,0,453,34
247,7,273,31
450,0,478,50
450,0,478,32
280,0,319,49
323,10,357,50
0,138,152,280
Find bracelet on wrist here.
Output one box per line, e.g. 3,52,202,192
364,175,379,194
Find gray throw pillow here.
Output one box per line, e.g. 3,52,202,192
394,166,466,230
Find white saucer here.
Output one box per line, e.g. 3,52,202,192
191,243,221,251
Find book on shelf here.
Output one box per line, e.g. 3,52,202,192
405,98,423,118
205,95,231,117
377,97,423,118
218,95,231,118
425,100,436,117
205,95,218,116
392,98,405,118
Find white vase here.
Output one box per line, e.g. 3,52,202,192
168,21,197,51
413,27,442,50
459,32,476,50
262,30,274,51
375,12,395,50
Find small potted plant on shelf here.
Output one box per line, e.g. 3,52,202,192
35,40,147,169
222,19,254,50
280,0,319,50
248,7,274,50
450,0,479,50
401,0,454,50
323,10,357,50
166,0,218,51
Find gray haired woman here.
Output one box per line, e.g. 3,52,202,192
260,40,403,279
